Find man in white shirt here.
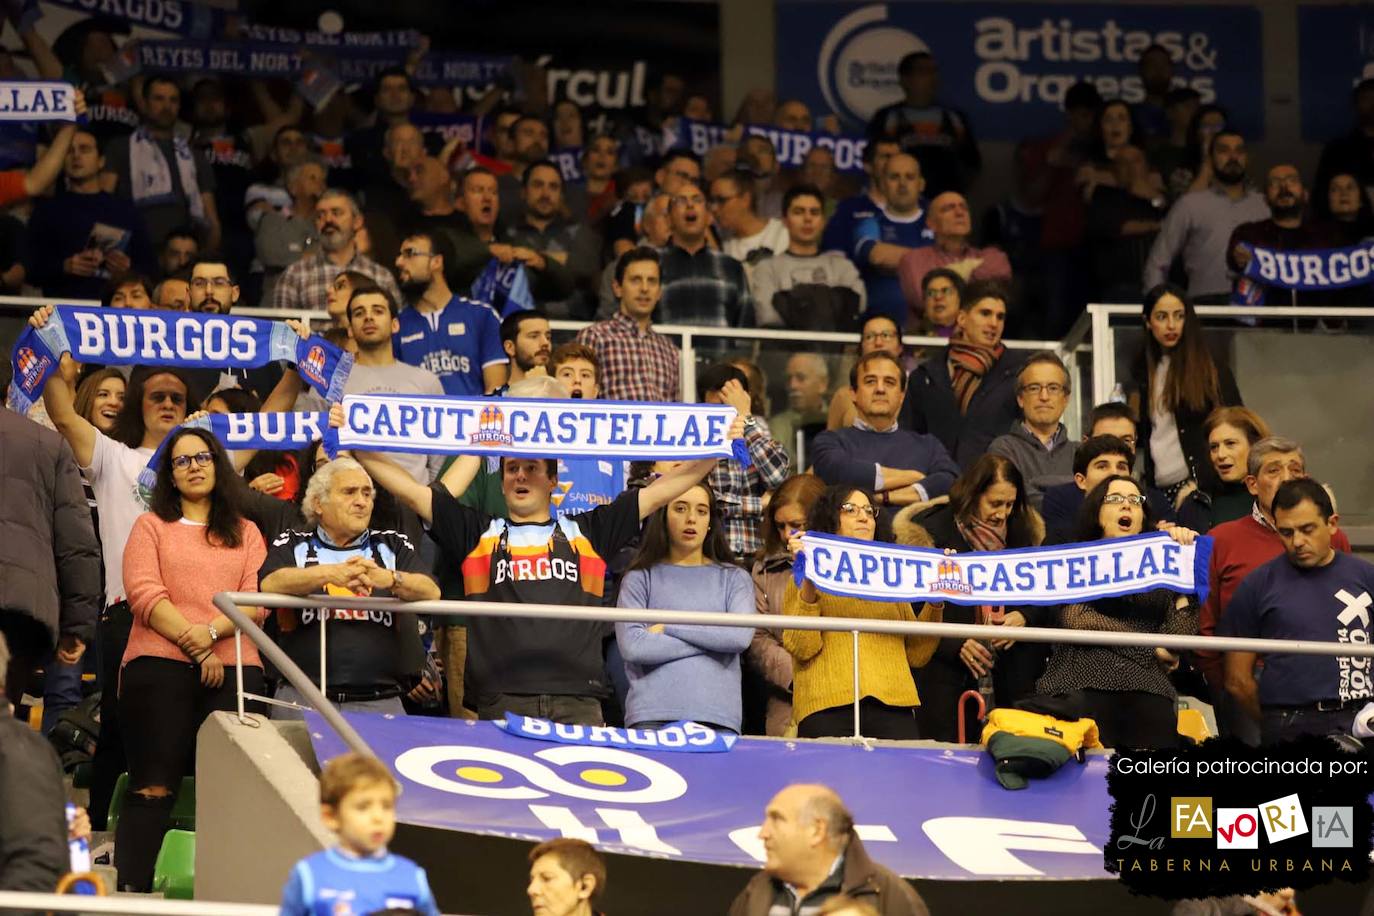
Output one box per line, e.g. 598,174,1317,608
709,168,789,265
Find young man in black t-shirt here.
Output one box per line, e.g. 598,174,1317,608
1221,479,1374,744
345,406,745,724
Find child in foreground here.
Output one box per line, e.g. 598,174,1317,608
280,752,440,916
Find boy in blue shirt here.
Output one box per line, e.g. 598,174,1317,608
280,753,440,916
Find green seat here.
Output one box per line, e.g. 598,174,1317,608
106,772,129,834
107,774,195,833
152,829,195,900
170,777,196,831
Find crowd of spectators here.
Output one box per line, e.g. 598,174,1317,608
1,14,1371,912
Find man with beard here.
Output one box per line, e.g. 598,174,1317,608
499,308,551,389
342,285,445,487
101,76,221,252
393,230,507,396
1143,130,1268,302
274,188,401,311
1227,164,1342,305
182,259,283,400
503,160,601,319
497,115,550,227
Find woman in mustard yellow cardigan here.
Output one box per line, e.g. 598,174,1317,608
784,485,943,739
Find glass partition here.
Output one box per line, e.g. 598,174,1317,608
1097,307,1374,527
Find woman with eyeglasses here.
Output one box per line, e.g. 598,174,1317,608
615,482,755,733
116,428,267,891
1128,284,1241,523
895,455,1047,742
1033,475,1200,749
749,474,826,735
782,484,944,739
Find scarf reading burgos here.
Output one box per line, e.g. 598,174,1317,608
139,411,329,491
328,393,750,464
793,531,1212,607
7,305,352,415
1239,240,1374,292
947,339,1004,415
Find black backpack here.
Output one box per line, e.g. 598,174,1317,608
48,691,101,772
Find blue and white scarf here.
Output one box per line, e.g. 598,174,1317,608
8,305,353,414
0,81,82,122
1238,241,1374,295
139,411,328,491
129,128,205,222
329,393,749,464
471,258,536,317
666,118,869,175
794,531,1213,607
502,714,737,753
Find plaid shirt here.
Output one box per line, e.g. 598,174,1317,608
272,248,403,312
576,311,681,402
710,417,792,558
658,242,756,327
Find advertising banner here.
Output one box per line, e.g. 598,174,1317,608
776,2,1264,140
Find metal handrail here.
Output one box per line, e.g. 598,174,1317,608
212,590,1374,758
0,892,278,914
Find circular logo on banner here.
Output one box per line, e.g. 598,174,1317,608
819,4,928,125
394,744,689,804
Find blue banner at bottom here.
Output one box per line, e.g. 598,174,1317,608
305,711,1115,880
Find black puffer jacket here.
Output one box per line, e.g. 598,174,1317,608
0,410,100,649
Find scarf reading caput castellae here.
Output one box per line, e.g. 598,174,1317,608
947,339,1004,415
7,305,352,414
326,393,750,464
793,530,1212,607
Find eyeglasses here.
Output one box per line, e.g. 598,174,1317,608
171,451,213,470
862,330,897,341
190,277,232,289
1020,383,1067,396
398,247,433,259
925,286,956,298
1102,493,1147,506
148,391,186,405
840,502,878,519
673,194,705,208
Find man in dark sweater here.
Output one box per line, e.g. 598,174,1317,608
988,351,1077,509
812,351,959,511
1227,163,1341,305
899,279,1024,470
27,128,155,300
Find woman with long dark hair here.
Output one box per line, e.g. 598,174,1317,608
782,484,944,739
896,455,1046,741
1034,475,1200,749
615,482,755,733
1129,283,1241,516
116,428,267,891
748,473,826,736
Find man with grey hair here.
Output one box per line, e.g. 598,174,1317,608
770,352,831,467
730,784,929,915
259,456,439,719
988,351,1077,509
1197,436,1353,744
272,187,402,311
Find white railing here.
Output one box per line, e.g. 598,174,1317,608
212,590,1374,758
0,892,278,914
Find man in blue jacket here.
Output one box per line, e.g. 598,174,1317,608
811,350,958,515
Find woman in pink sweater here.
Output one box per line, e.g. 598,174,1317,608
116,428,266,892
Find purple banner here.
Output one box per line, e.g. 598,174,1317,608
306,711,1116,880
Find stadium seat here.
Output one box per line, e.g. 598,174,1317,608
107,774,195,833
1177,708,1211,744
152,829,195,900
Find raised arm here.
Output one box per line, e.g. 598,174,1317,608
25,93,85,198
636,412,746,520
30,306,97,466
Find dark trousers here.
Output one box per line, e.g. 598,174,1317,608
0,612,49,710
476,692,604,726
1261,706,1357,745
115,655,263,891
1080,689,1178,750
797,698,921,740
90,601,132,830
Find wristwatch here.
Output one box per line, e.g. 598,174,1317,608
206,623,220,642
391,570,405,592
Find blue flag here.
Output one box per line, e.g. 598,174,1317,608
471,258,536,318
